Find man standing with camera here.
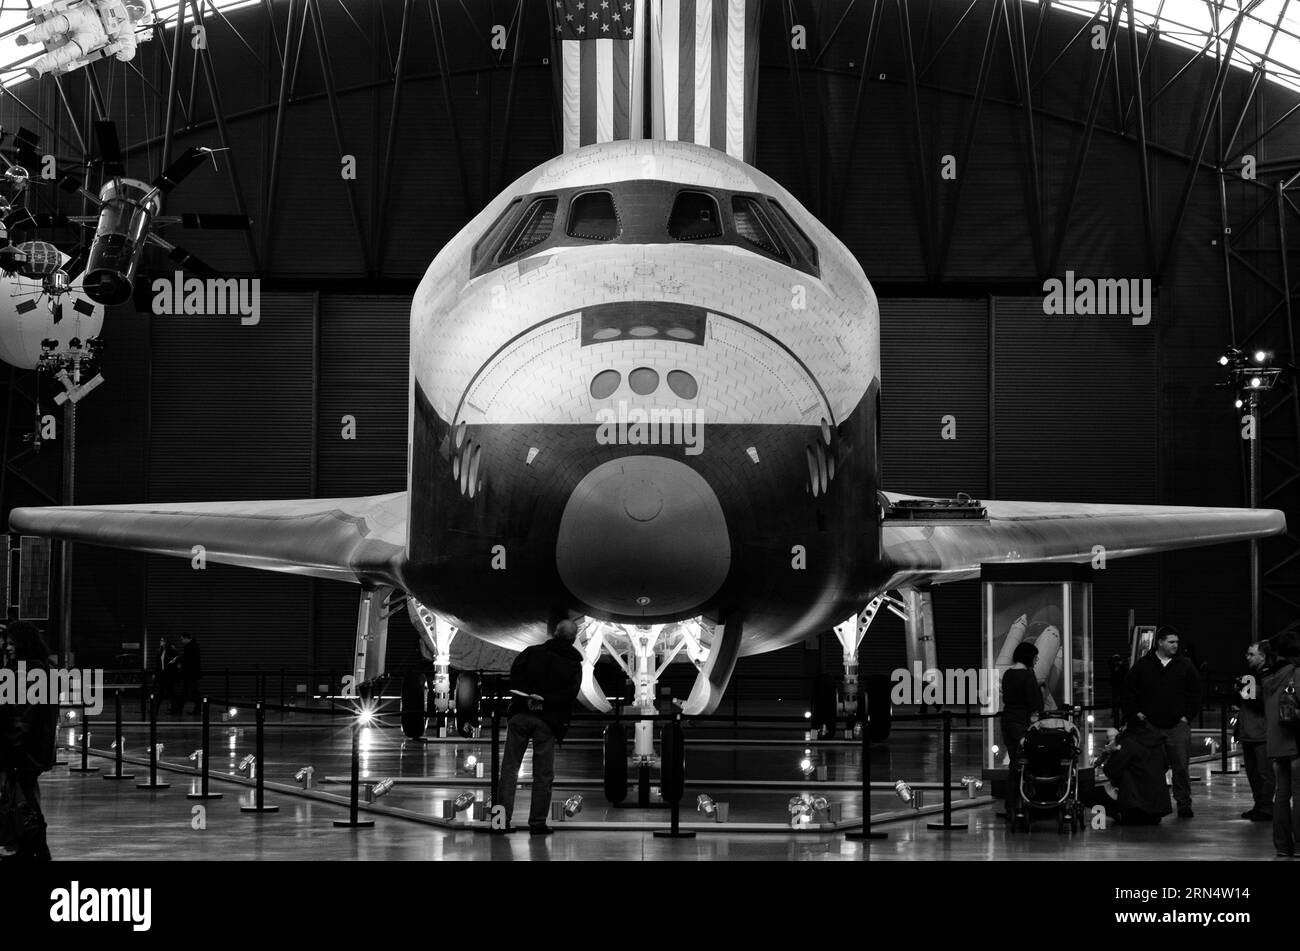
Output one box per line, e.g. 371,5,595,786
1237,642,1274,822
1124,627,1202,818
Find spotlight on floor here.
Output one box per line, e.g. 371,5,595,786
237,754,255,776
368,778,395,801
452,790,476,814
294,766,315,789
357,705,376,726
960,774,984,798
223,707,238,722
465,754,478,769
788,794,815,826
894,780,914,803
563,794,583,818
696,793,717,818
1204,737,1219,755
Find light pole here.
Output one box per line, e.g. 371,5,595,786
1218,348,1283,642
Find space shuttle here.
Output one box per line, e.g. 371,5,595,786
9,3,1284,735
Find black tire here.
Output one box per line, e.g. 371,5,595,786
455,671,480,737
603,723,628,805
400,670,428,740
864,674,893,743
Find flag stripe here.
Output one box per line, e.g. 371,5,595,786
742,0,758,163
677,0,695,143
597,39,614,142
725,0,745,159
710,0,727,152
613,33,632,140
693,0,711,147
580,38,598,146
562,39,582,152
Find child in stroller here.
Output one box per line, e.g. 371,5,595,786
1011,714,1084,833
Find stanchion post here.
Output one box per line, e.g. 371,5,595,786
846,711,886,840
104,690,135,780
241,700,279,812
334,714,375,828
136,692,170,789
490,699,501,809
926,710,968,831
1211,692,1240,775
67,702,98,773
654,712,696,838
188,697,223,800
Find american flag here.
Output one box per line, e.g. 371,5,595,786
553,0,646,151
650,0,761,164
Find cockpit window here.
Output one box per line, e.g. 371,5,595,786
472,198,521,266
732,197,787,259
567,191,620,240
766,200,818,268
499,196,558,260
668,190,723,240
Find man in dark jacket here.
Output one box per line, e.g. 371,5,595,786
1236,642,1273,821
1123,627,1201,818
496,619,583,835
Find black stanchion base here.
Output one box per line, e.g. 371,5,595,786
652,829,697,838
54,759,68,766
67,766,100,774
1211,767,1240,775
135,782,171,790
925,821,970,830
187,792,224,800
103,773,136,781
241,804,280,813
333,818,375,828
846,830,888,840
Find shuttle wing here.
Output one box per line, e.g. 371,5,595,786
879,492,1286,588
8,493,408,585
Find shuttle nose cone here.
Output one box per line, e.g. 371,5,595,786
557,457,730,616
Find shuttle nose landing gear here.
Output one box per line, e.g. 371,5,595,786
580,616,742,806
833,595,901,742
403,599,460,740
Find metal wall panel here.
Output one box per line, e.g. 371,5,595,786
879,297,989,497
145,293,316,670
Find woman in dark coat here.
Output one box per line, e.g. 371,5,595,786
1001,641,1044,818
1263,632,1300,858
0,621,57,861
1099,721,1172,825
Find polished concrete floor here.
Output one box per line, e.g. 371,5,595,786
35,706,1289,861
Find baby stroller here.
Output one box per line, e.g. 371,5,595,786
1011,715,1084,834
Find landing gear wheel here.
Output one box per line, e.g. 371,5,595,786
400,670,429,739
603,722,629,805
455,671,480,737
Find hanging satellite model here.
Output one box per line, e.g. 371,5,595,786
0,122,249,309
15,0,154,79
0,145,103,377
